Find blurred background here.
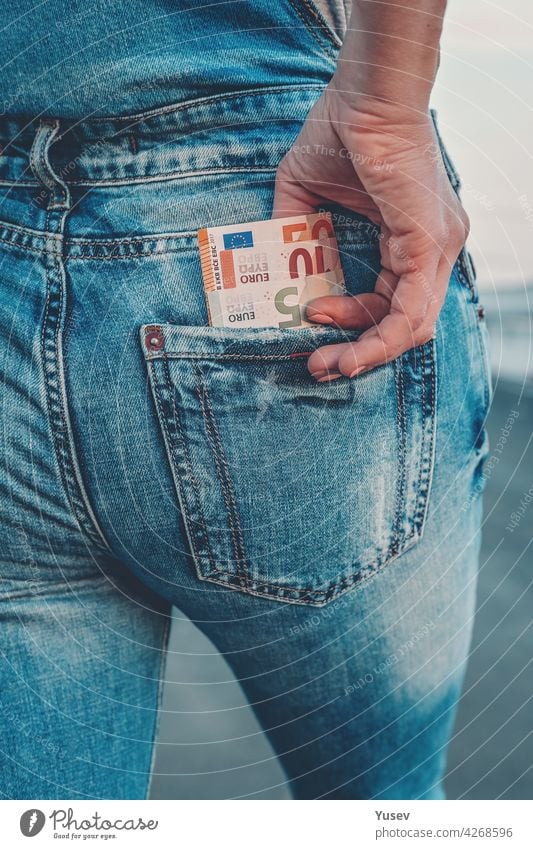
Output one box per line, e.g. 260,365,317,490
151,0,533,799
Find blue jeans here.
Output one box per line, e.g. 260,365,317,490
0,3,490,800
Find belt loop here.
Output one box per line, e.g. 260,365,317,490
29,118,71,211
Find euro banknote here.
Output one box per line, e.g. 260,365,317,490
198,213,345,328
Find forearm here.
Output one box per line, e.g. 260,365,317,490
332,0,447,112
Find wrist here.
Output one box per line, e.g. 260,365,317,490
324,84,433,131
328,67,436,116
332,1,444,114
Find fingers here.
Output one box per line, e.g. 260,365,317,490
307,343,351,380
307,263,398,329
308,316,433,382
308,259,447,380
307,292,390,329
337,315,434,378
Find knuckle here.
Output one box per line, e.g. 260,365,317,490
410,310,428,331
382,336,408,360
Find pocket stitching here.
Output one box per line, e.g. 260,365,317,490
194,365,249,580
392,352,408,553
157,356,219,572
414,343,428,530
148,351,329,362
473,312,492,419
146,337,437,606
411,339,437,532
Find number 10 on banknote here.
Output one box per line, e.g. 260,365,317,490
198,213,346,328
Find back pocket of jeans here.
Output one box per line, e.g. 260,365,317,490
141,323,436,606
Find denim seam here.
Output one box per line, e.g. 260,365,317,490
67,242,376,259
456,249,477,301
64,239,377,260
185,559,402,606
0,235,54,256
297,0,343,47
430,109,461,194
0,165,277,191
392,354,407,554
65,248,209,260
473,311,491,420
64,165,278,188
287,0,339,55
194,371,243,573
152,356,218,572
0,236,209,259
414,344,427,531
148,352,333,362
30,120,57,194
0,220,62,240
72,235,198,247
411,340,437,532
194,367,249,581
0,225,379,258
423,340,438,527
0,179,40,187
39,233,112,555
56,83,327,128
32,120,113,555
0,220,376,264
30,119,71,209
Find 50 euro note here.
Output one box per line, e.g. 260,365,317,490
197,212,346,328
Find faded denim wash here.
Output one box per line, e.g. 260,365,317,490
0,0,490,800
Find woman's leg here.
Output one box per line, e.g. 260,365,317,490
0,212,171,799
190,487,482,799
0,564,170,799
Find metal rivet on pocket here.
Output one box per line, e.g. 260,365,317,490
144,327,164,351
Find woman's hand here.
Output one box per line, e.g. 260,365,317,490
272,88,469,380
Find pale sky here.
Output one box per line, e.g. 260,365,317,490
433,0,533,290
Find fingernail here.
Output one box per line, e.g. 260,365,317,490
308,313,334,324
349,366,368,378
317,372,342,382
311,370,338,381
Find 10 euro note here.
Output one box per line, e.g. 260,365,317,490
198,213,346,328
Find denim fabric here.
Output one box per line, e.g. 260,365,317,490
143,323,437,605
0,7,490,799
0,0,344,117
